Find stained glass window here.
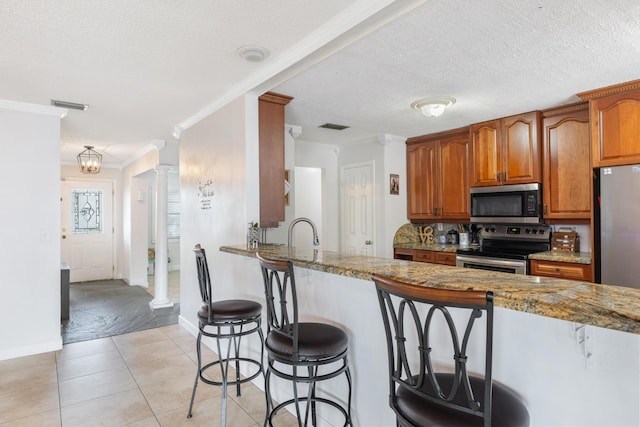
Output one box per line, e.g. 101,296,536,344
72,189,103,234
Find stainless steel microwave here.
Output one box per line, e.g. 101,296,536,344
470,183,542,224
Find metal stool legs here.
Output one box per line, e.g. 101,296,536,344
262,355,352,426
187,322,264,426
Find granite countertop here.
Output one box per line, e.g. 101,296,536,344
393,242,464,252
528,251,592,264
394,244,592,264
220,244,640,335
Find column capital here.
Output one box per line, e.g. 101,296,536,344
155,164,173,173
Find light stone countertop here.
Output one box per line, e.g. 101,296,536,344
528,251,592,264
220,244,639,335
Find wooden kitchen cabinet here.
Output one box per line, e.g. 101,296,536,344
578,79,640,167
435,252,456,266
406,128,469,222
393,247,415,261
413,249,434,263
541,103,591,220
414,249,456,266
530,259,592,282
471,111,542,187
258,92,292,228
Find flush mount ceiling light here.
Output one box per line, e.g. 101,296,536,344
51,99,89,111
77,146,102,174
237,45,270,62
411,96,456,118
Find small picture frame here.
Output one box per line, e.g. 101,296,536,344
390,174,399,195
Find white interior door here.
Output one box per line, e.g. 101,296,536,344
61,180,114,283
342,162,374,256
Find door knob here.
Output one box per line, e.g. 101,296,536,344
62,235,66,239
365,240,372,245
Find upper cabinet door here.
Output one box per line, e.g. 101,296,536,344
502,111,542,184
471,120,501,187
578,79,640,167
591,91,640,167
439,136,470,219
406,141,437,220
542,105,591,220
258,92,292,228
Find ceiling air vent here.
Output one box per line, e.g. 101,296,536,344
319,123,349,131
51,99,89,111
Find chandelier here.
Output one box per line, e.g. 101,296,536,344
77,146,102,174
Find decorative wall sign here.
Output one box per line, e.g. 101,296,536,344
198,179,214,210
390,174,399,195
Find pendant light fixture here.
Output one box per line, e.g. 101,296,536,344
77,146,102,174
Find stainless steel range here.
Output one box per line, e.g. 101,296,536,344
456,224,551,275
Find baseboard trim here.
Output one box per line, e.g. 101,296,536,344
0,337,63,362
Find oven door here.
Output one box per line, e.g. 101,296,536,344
456,254,528,275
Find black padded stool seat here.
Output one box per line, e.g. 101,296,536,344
187,245,264,427
372,273,530,427
396,373,530,427
266,322,350,361
257,253,352,426
198,299,262,322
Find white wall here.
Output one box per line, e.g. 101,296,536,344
293,167,323,248
179,95,264,341
296,140,340,251
382,134,407,258
122,150,160,285
0,104,64,360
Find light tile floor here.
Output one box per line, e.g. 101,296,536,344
0,325,299,427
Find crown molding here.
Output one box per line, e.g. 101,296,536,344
285,124,302,139
541,102,588,118
0,99,68,118
577,79,640,101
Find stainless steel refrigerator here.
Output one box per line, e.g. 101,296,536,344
599,164,640,289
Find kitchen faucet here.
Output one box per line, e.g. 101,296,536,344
288,217,320,247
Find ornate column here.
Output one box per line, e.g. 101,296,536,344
150,164,174,309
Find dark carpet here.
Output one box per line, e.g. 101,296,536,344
61,279,180,344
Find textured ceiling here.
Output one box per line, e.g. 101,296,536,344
2,0,640,165
275,0,640,144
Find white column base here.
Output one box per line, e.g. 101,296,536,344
149,298,174,309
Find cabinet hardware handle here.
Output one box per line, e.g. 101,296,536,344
502,171,507,181
365,240,373,245
543,203,547,214
496,172,500,182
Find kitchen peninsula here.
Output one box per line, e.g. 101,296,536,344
220,244,640,427
221,244,638,333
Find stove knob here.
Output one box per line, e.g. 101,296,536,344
485,227,490,232
531,229,538,234
490,227,496,233
525,228,531,234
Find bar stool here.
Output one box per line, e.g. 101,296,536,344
187,244,264,426
371,274,530,427
256,253,352,426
